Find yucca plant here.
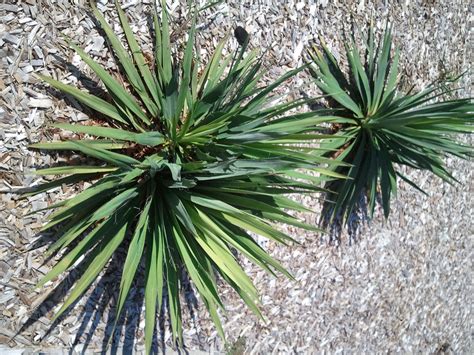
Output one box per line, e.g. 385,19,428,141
307,26,473,235
28,1,338,351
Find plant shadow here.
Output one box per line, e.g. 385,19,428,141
39,53,110,121
17,232,200,354
319,187,371,245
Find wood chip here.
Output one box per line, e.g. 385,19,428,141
28,98,53,108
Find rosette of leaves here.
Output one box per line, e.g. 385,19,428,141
28,1,338,350
307,26,473,235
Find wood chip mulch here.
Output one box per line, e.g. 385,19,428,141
0,0,472,353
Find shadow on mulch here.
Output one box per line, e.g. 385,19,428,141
319,189,372,245
15,225,199,355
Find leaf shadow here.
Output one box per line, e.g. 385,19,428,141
17,233,201,354
39,54,111,121
319,187,371,245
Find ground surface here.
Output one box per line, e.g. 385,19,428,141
0,0,472,353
